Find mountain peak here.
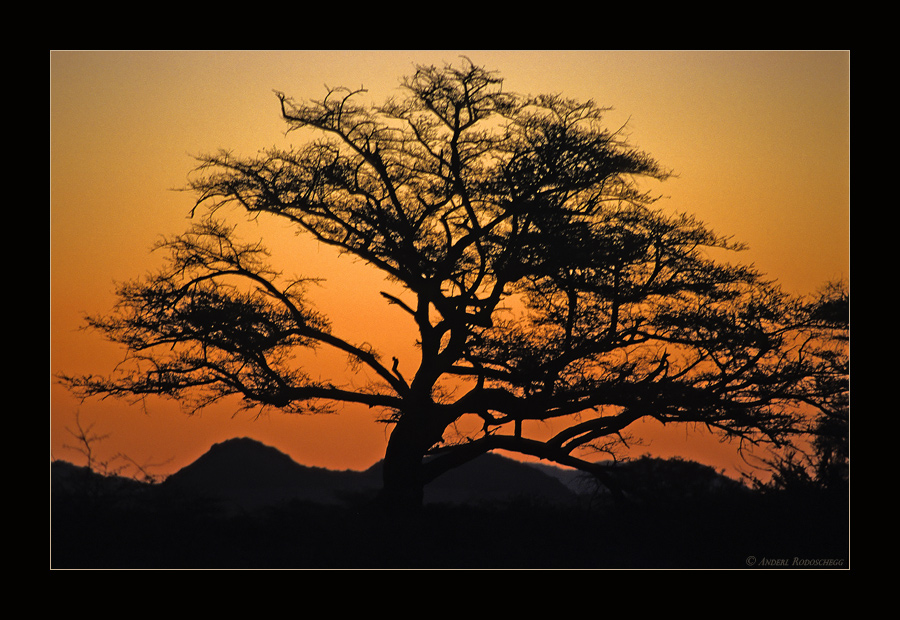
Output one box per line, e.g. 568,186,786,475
158,438,580,511
165,437,314,491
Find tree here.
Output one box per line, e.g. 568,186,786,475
744,281,849,493
805,281,850,490
60,59,846,512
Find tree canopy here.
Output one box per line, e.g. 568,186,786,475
61,59,848,510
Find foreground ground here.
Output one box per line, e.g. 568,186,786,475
51,483,848,569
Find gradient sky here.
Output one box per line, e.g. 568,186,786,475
50,50,850,480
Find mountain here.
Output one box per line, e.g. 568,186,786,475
53,437,746,517
51,459,151,498
156,437,578,511
531,455,748,501
159,437,381,510
421,453,578,505
600,455,749,502
525,461,597,494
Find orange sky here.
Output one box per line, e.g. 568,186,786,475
50,50,850,481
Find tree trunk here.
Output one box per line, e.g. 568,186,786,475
379,413,437,513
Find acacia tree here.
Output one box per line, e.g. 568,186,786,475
745,281,849,492
61,60,845,511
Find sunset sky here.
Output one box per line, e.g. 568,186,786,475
50,50,850,480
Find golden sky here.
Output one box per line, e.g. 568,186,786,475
50,50,850,479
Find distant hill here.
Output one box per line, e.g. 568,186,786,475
159,437,381,510
51,460,151,498
52,437,747,515
421,452,578,505
525,461,597,494
157,437,578,511
600,455,748,502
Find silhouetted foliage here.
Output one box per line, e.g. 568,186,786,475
61,411,166,486
60,59,848,513
742,281,849,494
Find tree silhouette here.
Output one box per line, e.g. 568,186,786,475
743,281,849,493
60,59,847,512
